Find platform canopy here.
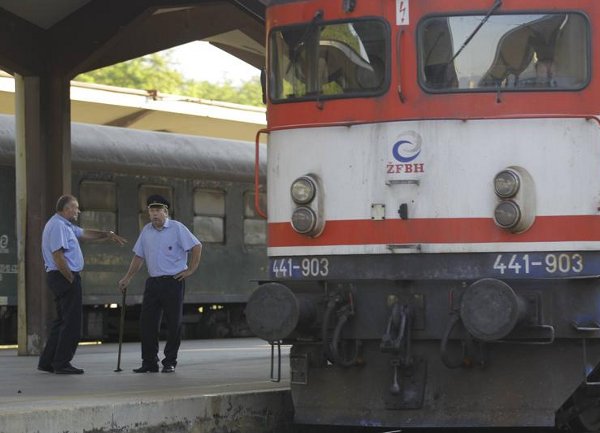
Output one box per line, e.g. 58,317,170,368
0,0,267,78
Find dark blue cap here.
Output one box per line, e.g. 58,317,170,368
146,194,170,209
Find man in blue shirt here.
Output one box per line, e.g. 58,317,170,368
38,194,127,375
118,195,202,373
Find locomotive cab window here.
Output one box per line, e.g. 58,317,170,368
270,18,389,101
138,185,173,230
418,13,589,92
193,189,225,243
79,180,117,232
243,191,267,246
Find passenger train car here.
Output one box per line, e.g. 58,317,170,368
0,114,267,343
245,0,600,431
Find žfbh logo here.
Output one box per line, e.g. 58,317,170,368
387,131,425,175
392,139,421,162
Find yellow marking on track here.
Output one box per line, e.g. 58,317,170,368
78,341,102,346
1,341,101,350
181,345,290,352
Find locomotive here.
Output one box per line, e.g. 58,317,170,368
245,0,600,431
0,114,267,343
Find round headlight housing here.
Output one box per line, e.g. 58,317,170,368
494,170,520,198
494,200,521,229
291,206,317,234
291,176,316,204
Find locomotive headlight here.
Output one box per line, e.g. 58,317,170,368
494,200,521,229
291,176,316,204
290,174,325,237
492,166,535,233
291,206,317,234
494,169,520,198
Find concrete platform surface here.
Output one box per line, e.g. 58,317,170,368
0,338,292,433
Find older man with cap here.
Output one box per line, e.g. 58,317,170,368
118,194,202,373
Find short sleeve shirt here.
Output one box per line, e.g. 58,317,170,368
132,218,201,277
42,214,84,272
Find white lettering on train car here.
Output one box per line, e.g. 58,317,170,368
0,235,8,254
0,264,17,273
493,253,584,275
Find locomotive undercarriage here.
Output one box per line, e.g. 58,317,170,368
290,338,600,429
248,269,600,431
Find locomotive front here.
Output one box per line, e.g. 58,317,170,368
246,0,600,430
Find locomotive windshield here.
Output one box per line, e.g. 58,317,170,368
269,19,388,102
418,13,589,92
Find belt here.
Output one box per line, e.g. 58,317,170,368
150,275,176,279
48,270,79,274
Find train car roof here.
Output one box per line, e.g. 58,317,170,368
0,114,265,182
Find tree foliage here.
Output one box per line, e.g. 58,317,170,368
76,52,264,107
183,79,263,106
77,54,185,95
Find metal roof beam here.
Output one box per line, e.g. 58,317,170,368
0,9,45,75
77,2,262,73
45,0,266,78
46,0,162,77
0,0,266,77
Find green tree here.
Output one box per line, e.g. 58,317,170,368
183,79,264,106
77,53,185,95
76,52,265,107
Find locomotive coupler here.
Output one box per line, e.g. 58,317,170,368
381,302,414,368
322,290,363,367
380,299,425,402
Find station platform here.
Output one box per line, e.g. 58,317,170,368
0,338,292,433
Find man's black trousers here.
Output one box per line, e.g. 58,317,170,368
140,276,185,367
39,271,82,370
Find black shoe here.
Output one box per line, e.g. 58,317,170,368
133,365,159,373
54,365,84,375
37,365,54,373
161,365,175,373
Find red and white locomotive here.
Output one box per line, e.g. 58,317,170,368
246,0,600,430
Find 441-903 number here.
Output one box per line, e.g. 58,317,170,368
493,253,583,276
271,257,329,278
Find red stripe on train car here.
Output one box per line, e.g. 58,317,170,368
268,215,600,247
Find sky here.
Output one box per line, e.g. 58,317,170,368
167,41,260,85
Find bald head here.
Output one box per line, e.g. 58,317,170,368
56,195,78,213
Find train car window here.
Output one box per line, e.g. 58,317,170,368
243,191,267,245
79,180,117,231
270,19,389,102
418,13,589,92
138,185,174,230
193,189,225,243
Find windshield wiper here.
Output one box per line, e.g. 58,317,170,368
291,10,323,61
448,0,502,65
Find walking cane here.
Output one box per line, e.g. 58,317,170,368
114,288,127,372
